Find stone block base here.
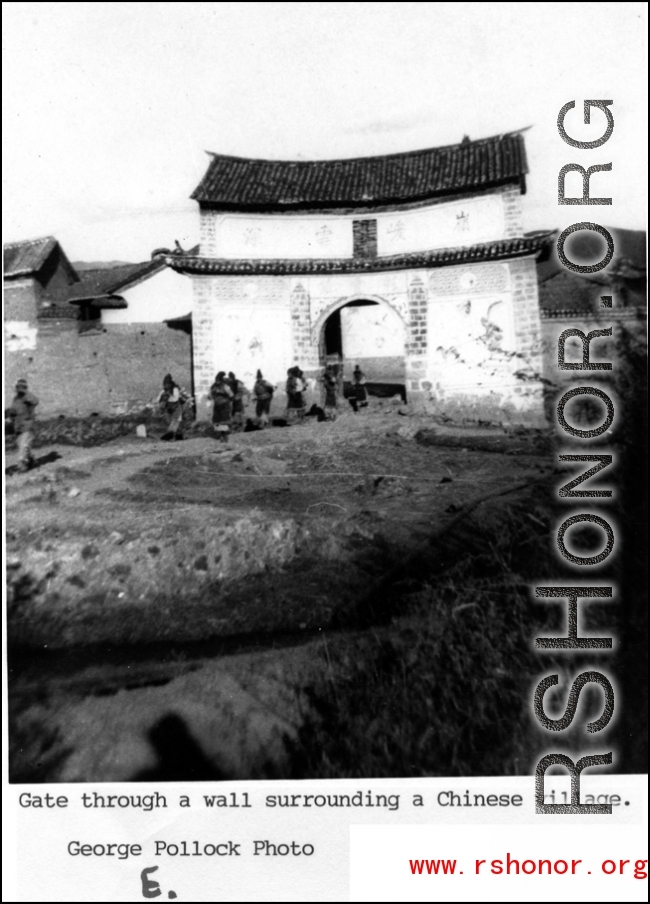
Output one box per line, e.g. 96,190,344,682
408,383,548,428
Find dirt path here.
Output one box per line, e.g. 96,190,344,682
6,410,555,781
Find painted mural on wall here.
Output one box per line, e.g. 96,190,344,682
428,292,515,389
211,304,293,390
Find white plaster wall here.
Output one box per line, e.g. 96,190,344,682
5,321,37,351
376,194,505,256
101,267,194,324
192,256,538,405
208,213,353,259
427,290,516,390
340,305,406,359
305,270,411,329
200,189,515,260
211,298,292,392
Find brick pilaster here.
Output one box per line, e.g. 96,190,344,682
200,210,218,255
191,277,215,403
290,283,319,372
502,188,524,239
406,276,428,396
509,257,544,374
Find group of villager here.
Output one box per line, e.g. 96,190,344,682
6,364,372,471
201,363,370,440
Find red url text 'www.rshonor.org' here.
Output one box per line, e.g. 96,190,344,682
409,856,647,878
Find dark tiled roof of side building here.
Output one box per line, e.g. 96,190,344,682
67,246,199,302
192,131,529,210
538,269,647,317
66,259,166,301
538,271,605,316
37,263,138,319
4,236,79,282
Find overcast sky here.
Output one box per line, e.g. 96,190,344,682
2,1,647,262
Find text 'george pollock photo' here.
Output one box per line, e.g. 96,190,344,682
4,1,647,788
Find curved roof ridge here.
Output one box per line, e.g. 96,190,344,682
193,130,530,209
203,127,532,167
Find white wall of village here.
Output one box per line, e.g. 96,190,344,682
191,268,418,403
340,304,406,381
375,193,505,256
190,251,545,424
101,267,194,324
199,186,523,259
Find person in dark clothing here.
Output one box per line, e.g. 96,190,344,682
6,378,39,471
227,371,248,432
286,366,306,424
321,366,338,420
210,372,233,442
352,365,369,410
157,373,184,440
253,369,275,427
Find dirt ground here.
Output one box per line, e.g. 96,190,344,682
6,400,562,782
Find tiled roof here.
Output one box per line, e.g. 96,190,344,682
68,294,127,309
166,234,550,276
192,131,529,210
65,258,170,309
538,271,603,315
66,263,146,301
4,236,79,281
38,302,80,321
35,264,134,319
106,258,167,292
539,269,646,317
4,236,57,277
66,247,199,303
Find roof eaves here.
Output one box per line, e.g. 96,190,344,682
105,257,167,293
69,294,127,308
165,232,552,276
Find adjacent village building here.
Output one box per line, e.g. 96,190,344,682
168,130,552,424
4,239,193,414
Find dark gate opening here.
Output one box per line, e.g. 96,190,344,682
320,300,407,401
323,308,343,359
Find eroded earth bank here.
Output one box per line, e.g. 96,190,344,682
7,403,588,782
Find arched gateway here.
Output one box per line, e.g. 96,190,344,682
168,131,551,424
314,295,408,386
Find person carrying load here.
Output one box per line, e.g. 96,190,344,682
6,378,39,472
253,370,275,427
157,373,185,441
